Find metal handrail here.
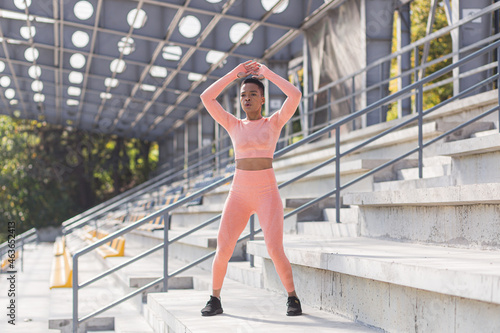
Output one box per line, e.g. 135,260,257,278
70,35,500,331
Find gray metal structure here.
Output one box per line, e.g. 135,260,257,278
0,0,496,166
0,0,334,142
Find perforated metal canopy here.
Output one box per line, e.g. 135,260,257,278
0,0,335,141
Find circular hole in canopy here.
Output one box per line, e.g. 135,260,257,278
162,45,182,61
127,9,148,29
70,53,86,69
72,31,90,48
179,15,201,38
261,0,289,13
229,22,253,44
74,1,94,20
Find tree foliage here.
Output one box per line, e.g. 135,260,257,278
0,116,158,242
411,0,453,106
388,0,453,120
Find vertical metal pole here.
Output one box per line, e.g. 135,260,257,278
163,213,169,292
264,69,270,117
184,125,188,173
351,76,356,130
379,63,384,123
417,85,424,179
72,255,78,333
414,46,419,113
20,237,24,272
198,114,203,175
335,127,341,223
249,215,255,268
498,45,500,132
303,36,310,136
215,124,220,174
327,88,332,138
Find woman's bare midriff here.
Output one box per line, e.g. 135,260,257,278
235,158,273,170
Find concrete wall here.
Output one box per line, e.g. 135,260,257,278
261,259,500,332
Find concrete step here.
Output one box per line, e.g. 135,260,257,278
435,133,500,186
340,121,446,161
324,206,359,223
170,204,224,229
247,237,500,332
145,279,381,333
115,315,154,333
47,240,155,333
285,196,340,222
344,182,500,206
438,120,494,142
343,183,500,249
277,158,394,199
124,227,263,287
436,132,500,157
397,164,450,180
297,221,358,238
373,175,454,191
127,228,248,267
471,129,499,137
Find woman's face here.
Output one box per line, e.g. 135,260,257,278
240,83,265,117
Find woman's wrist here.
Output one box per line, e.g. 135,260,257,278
260,64,271,78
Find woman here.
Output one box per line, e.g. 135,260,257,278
200,60,302,316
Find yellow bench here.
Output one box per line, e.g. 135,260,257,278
53,236,66,256
84,229,108,242
138,215,165,231
49,249,72,289
1,251,18,272
96,237,125,258
79,227,126,259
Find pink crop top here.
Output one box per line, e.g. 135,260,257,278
209,111,292,159
200,67,301,160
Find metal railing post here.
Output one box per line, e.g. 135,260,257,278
351,76,356,130
417,85,424,179
20,236,24,272
498,45,500,131
335,127,341,223
379,63,384,122
72,254,79,333
327,88,332,138
249,215,255,267
163,213,169,292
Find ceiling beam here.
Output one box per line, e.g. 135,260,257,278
75,0,104,127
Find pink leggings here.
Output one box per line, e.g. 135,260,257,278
212,168,295,293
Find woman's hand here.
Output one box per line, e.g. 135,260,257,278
235,60,268,79
236,60,258,78
251,63,269,80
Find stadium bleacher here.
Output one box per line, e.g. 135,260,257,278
3,2,500,333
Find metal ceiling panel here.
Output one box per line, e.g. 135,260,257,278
0,0,336,141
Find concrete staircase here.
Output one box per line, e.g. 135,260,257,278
141,90,500,332
54,90,500,332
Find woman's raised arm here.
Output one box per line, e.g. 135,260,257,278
200,61,260,127
254,64,302,128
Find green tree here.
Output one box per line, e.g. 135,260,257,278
412,0,453,108
0,116,158,243
388,0,453,120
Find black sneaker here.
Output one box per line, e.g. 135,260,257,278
201,296,223,316
286,296,302,316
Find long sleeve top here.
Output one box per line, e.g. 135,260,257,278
200,68,301,159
